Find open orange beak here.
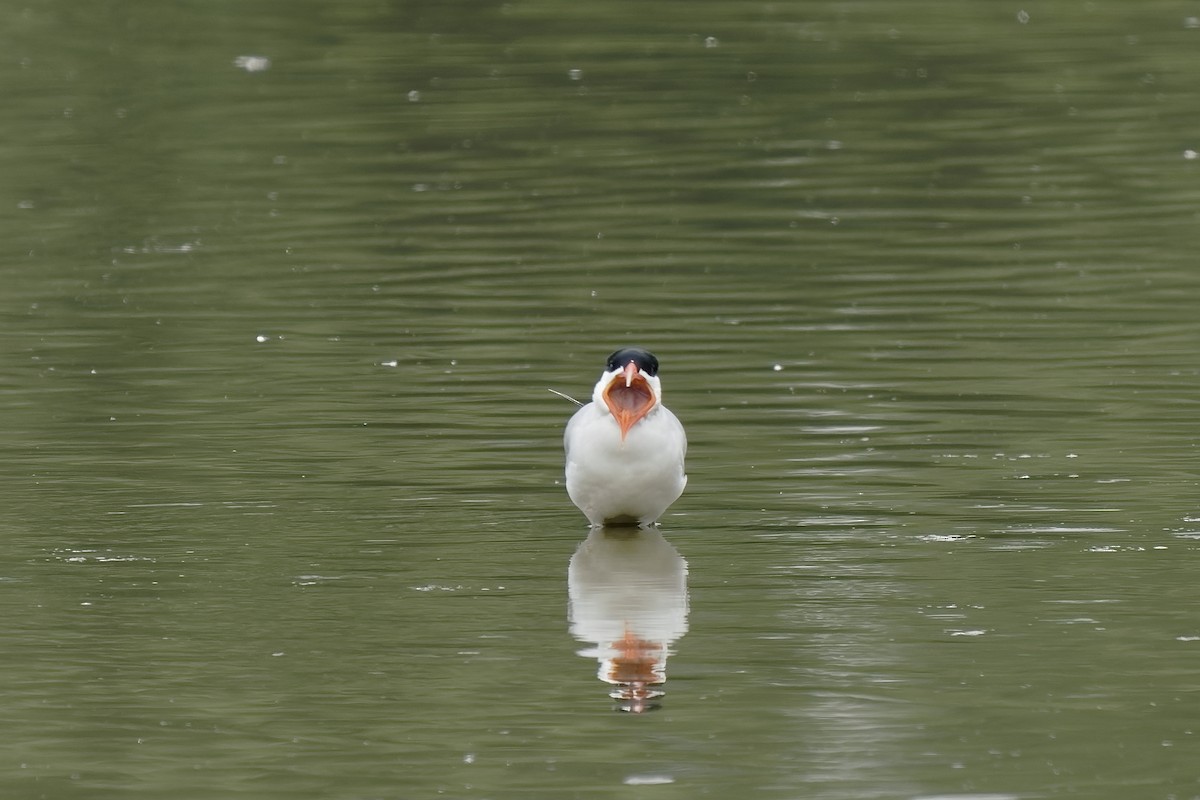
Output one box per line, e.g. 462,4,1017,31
602,361,655,440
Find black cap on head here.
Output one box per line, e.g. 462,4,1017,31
605,347,659,377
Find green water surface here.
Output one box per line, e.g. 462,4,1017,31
4,2,1200,798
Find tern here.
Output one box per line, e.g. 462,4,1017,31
563,347,687,527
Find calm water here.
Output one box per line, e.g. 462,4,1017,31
4,1,1200,798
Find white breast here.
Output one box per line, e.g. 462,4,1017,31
564,402,687,526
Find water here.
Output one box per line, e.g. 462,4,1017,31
4,1,1200,797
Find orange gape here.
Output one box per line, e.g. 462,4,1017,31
602,362,655,439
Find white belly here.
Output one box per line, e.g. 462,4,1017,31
564,403,687,526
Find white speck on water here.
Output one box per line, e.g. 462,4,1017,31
1177,636,1200,642
772,363,783,371
568,68,583,81
272,651,285,657
1016,9,1030,24
273,155,288,165
408,89,421,102
1185,149,1198,160
704,36,719,48
255,334,269,343
233,55,271,72
463,753,476,764
1187,17,1200,29
949,629,987,637
624,774,675,785
17,199,34,209
380,360,398,367
294,575,343,586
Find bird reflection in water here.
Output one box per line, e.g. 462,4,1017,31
567,528,689,713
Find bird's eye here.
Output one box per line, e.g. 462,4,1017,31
605,347,659,376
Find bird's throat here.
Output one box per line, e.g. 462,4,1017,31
603,379,655,440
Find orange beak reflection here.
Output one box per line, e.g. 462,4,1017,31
603,630,666,713
602,362,655,440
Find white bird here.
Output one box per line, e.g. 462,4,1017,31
564,347,688,527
